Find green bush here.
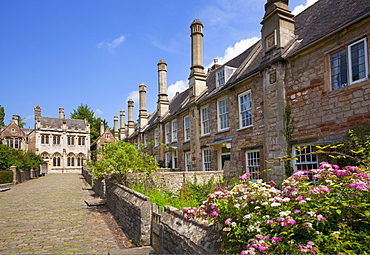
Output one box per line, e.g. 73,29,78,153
0,171,13,184
0,145,43,170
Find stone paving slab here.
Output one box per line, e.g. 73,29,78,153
0,174,136,254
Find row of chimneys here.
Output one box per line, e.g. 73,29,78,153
107,19,207,140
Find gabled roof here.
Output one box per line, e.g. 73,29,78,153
289,0,370,56
0,122,26,138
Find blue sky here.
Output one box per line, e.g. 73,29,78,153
0,0,316,128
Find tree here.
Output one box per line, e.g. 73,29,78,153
88,141,157,185
16,115,27,128
70,104,108,142
0,106,5,127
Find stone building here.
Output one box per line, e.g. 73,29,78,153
0,115,34,151
33,106,90,173
123,0,369,183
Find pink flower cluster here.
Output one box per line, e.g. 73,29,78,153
297,241,317,254
241,235,283,254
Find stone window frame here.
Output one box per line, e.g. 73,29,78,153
329,37,368,91
172,150,178,169
292,143,318,171
67,136,75,146
172,119,178,142
154,128,159,147
217,97,229,132
78,136,85,146
165,151,172,168
184,115,190,142
245,150,261,181
41,134,49,144
200,105,210,136
216,68,225,87
202,148,212,171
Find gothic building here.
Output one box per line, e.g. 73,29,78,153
33,106,90,173
122,0,370,183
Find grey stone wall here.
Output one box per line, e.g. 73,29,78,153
105,179,152,246
10,166,40,184
161,206,221,254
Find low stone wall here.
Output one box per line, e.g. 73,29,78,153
127,170,223,192
105,178,152,246
10,166,41,184
160,206,221,254
84,169,223,253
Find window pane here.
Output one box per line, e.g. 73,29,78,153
350,40,366,82
330,48,348,90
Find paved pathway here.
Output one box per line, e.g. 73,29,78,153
0,174,136,254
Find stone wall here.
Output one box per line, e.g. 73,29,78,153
10,166,41,184
83,169,223,253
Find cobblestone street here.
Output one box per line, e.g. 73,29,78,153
0,174,136,254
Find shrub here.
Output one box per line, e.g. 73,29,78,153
0,145,43,170
0,170,13,184
184,163,370,254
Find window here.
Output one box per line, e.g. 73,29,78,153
78,137,85,146
172,150,178,169
143,133,147,145
154,128,159,146
218,98,229,131
330,38,368,90
221,146,231,170
202,148,212,171
239,91,252,128
216,69,225,87
41,135,49,144
67,136,75,145
293,144,318,171
184,116,190,141
53,154,61,167
201,106,210,136
246,150,260,180
165,152,172,168
53,135,61,145
172,120,177,142
165,123,171,144
185,152,192,171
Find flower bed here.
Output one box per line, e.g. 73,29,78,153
183,162,370,254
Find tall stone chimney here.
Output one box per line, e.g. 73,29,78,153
59,107,65,119
113,116,119,139
261,0,295,58
189,19,207,100
12,115,19,125
34,105,42,129
100,121,104,135
119,109,126,141
139,83,148,129
127,99,135,136
157,60,169,119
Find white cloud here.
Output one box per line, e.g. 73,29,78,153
98,35,126,50
168,80,188,101
292,0,319,15
207,36,260,68
126,90,139,105
95,109,104,116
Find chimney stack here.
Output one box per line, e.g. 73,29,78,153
12,115,19,125
127,99,135,136
119,109,126,141
34,105,42,129
114,116,119,139
139,83,148,129
100,121,105,135
157,60,169,119
59,107,65,119
189,19,207,99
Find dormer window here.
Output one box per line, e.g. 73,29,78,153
217,69,225,86
216,66,237,87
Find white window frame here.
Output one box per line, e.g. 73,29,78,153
217,97,229,131
216,68,225,87
154,128,159,146
330,38,368,90
165,123,171,144
184,115,190,141
201,106,210,136
245,150,260,181
292,144,318,171
202,148,212,171
348,38,368,85
238,91,253,129
185,151,192,171
165,151,172,168
172,119,177,142
172,150,178,169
